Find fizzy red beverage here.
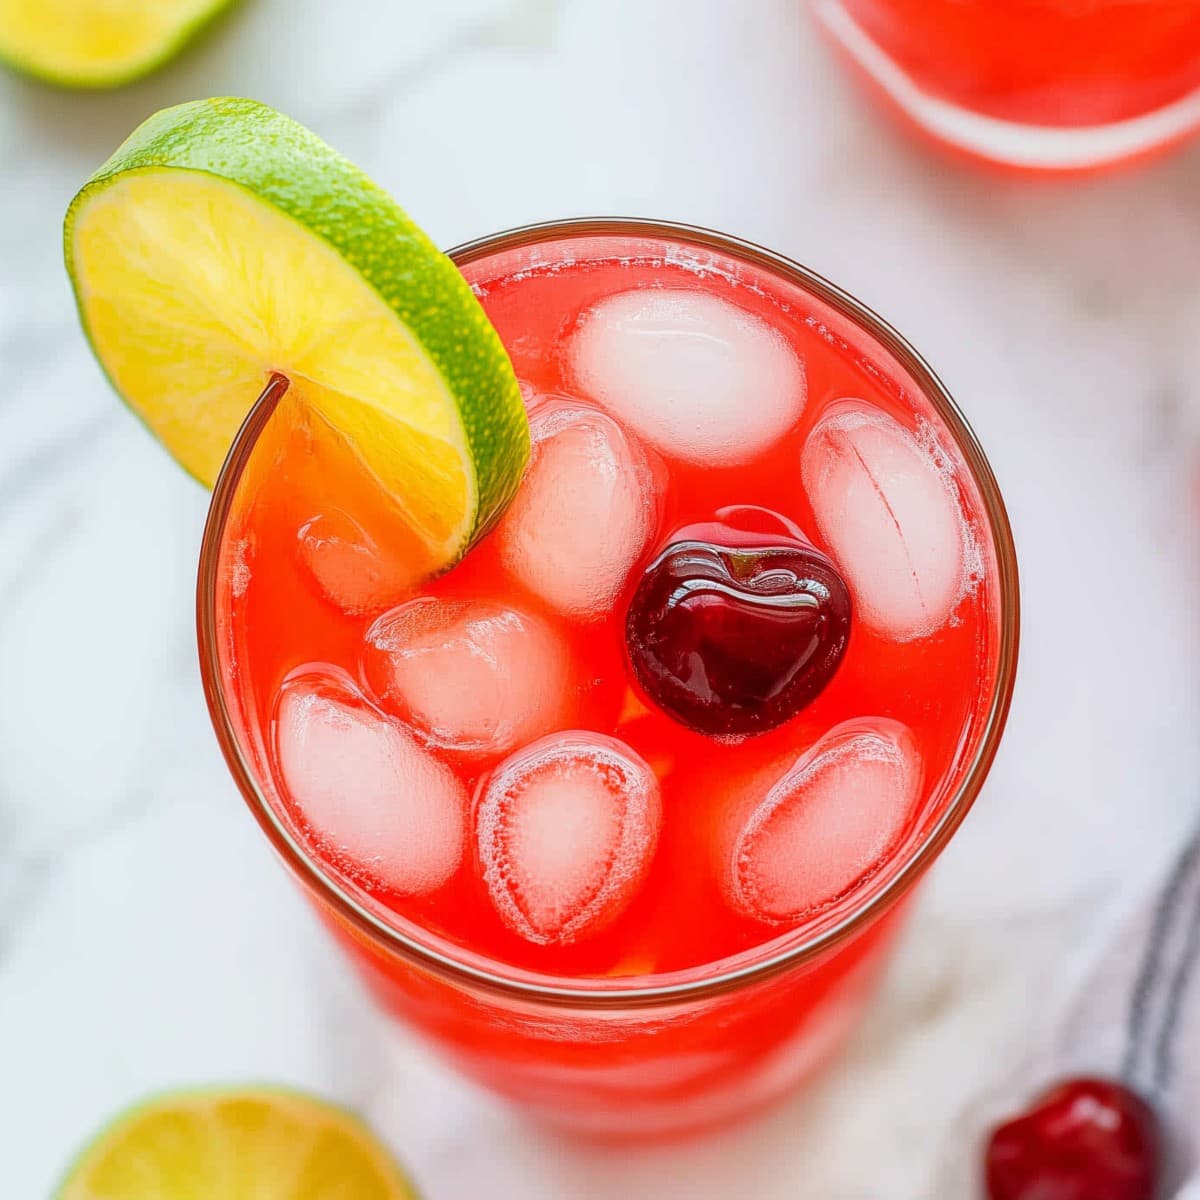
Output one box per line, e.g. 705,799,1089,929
206,222,1016,1135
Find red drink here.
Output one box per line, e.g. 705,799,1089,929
814,0,1200,173
201,220,1017,1137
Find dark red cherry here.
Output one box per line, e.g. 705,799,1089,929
624,506,851,737
984,1077,1160,1200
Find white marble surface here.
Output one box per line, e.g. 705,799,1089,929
2,1,1200,1197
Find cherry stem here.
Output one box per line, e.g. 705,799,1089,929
259,370,291,412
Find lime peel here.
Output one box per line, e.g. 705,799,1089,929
0,0,240,89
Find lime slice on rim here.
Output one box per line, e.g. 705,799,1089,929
56,1087,420,1199
64,98,529,576
0,0,237,88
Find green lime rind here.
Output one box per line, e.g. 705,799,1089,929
64,97,528,545
0,0,241,90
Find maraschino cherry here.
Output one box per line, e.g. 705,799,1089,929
984,1077,1160,1200
625,505,851,737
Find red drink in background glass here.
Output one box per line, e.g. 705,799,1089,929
199,220,1018,1138
813,0,1200,174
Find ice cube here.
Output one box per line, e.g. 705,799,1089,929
726,719,921,925
801,402,973,641
274,670,466,895
497,403,657,621
568,288,806,466
297,508,418,615
362,597,571,756
476,732,662,945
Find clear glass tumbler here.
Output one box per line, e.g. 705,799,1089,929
813,0,1200,173
198,219,1019,1139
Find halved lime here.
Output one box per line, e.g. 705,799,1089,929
0,0,237,88
56,1087,420,1199
65,98,528,574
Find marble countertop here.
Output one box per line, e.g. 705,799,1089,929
3,1,1200,1196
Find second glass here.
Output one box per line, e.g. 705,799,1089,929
814,0,1200,174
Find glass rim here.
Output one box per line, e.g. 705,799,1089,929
196,216,1020,1010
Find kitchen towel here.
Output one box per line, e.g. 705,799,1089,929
934,819,1200,1197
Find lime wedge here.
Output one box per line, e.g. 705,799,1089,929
65,98,528,574
0,0,236,88
56,1088,420,1199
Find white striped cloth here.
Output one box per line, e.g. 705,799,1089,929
933,824,1200,1196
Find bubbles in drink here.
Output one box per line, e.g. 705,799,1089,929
362,597,571,757
274,670,466,894
801,402,975,641
497,403,658,621
476,732,662,945
724,719,921,925
568,288,806,466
